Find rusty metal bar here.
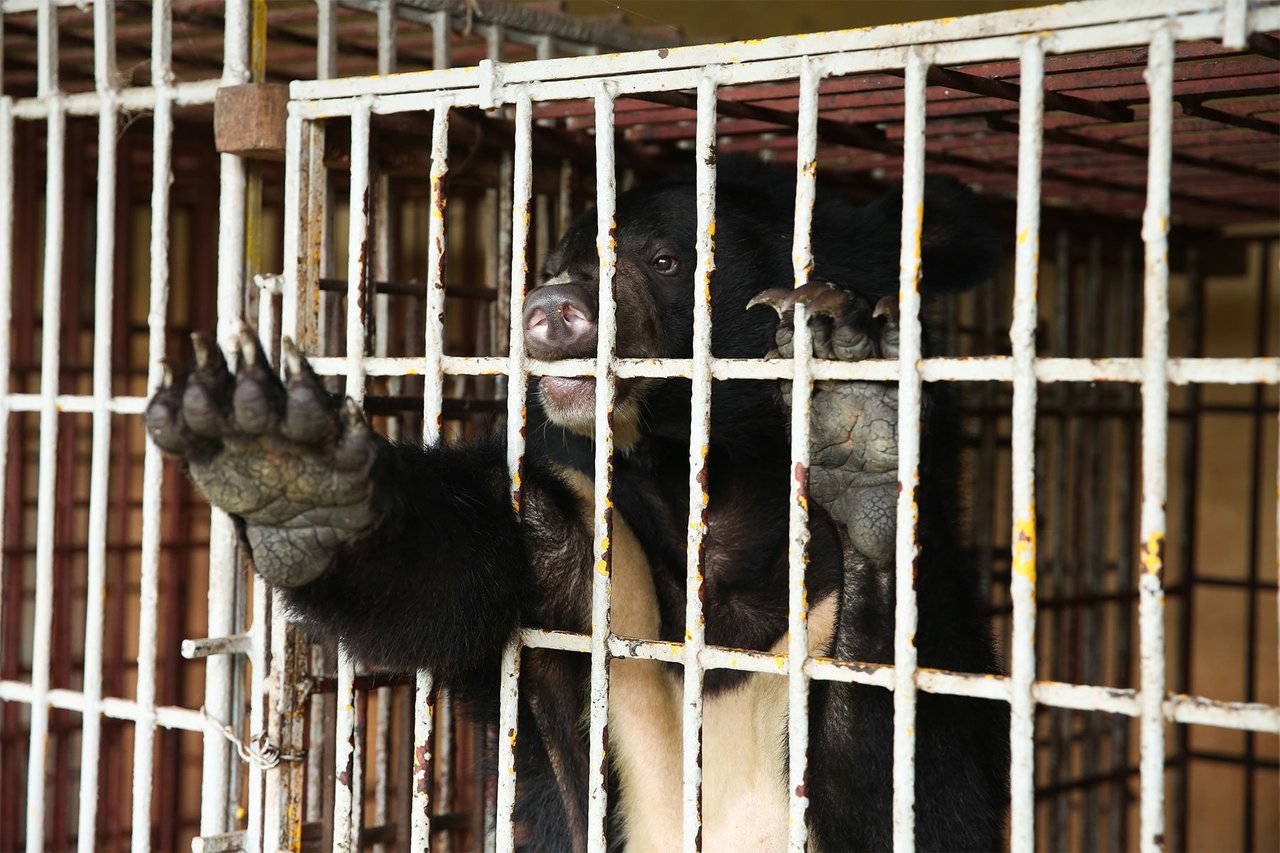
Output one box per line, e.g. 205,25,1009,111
585,82,619,853
785,55,822,853
679,67,718,852
494,87,533,853
891,47,928,852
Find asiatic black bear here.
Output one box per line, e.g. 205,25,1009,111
146,162,1008,851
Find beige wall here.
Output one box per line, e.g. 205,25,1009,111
563,0,1050,42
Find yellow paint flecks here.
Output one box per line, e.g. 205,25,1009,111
1140,531,1165,576
1012,510,1037,583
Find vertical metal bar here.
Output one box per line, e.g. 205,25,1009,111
79,0,118,845
432,9,451,70
333,96,373,853
204,0,251,836
587,83,619,853
316,0,338,79
26,81,64,853
681,69,717,853
785,56,821,853
1008,35,1043,853
37,0,57,97
133,18,174,842
412,100,450,852
1138,26,1174,853
266,107,308,852
892,47,929,853
494,87,532,853
1223,0,1249,48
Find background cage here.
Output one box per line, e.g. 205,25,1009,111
0,0,1276,851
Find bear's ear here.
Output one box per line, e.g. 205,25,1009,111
832,174,1001,297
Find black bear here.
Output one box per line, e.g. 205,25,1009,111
146,162,1008,851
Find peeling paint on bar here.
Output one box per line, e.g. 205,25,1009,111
587,83,620,853
333,95,374,853
494,88,535,853
786,55,822,853
1008,36,1043,853
681,68,719,853
892,47,928,853
297,353,1280,386
1138,25,1175,853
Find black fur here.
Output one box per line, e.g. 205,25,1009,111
152,162,1008,851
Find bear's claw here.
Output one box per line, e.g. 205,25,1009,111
145,328,379,587
755,282,902,565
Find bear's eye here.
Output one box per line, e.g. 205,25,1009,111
651,254,679,275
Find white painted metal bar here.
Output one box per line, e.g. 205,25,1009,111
432,8,451,69
133,1,174,830
494,87,533,853
1222,0,1249,47
78,0,119,844
202,0,251,837
290,0,1240,101
298,353,1280,387
785,55,821,853
285,2,1280,123
1007,35,1043,853
333,96,374,853
317,0,338,79
587,83,620,853
25,66,64,853
681,69,718,853
411,98,450,852
1138,25,1175,853
892,46,929,853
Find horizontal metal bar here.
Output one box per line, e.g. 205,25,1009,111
182,633,253,659
191,831,247,853
301,355,1280,385
11,79,221,119
0,680,209,732
516,631,1279,733
289,0,1242,101
3,394,151,413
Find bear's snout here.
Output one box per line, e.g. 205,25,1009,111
524,283,598,360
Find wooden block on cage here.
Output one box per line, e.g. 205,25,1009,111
214,83,289,159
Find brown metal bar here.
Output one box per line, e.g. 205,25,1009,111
1178,96,1280,135
987,115,1278,183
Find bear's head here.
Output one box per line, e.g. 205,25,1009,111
523,162,998,448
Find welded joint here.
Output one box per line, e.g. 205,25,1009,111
254,272,284,295
479,58,506,110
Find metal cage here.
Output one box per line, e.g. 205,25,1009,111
0,0,1277,851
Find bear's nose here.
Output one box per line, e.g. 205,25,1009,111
523,284,598,359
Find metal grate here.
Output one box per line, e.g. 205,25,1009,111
0,0,1277,851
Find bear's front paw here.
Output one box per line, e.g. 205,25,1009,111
145,327,379,587
749,282,901,565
